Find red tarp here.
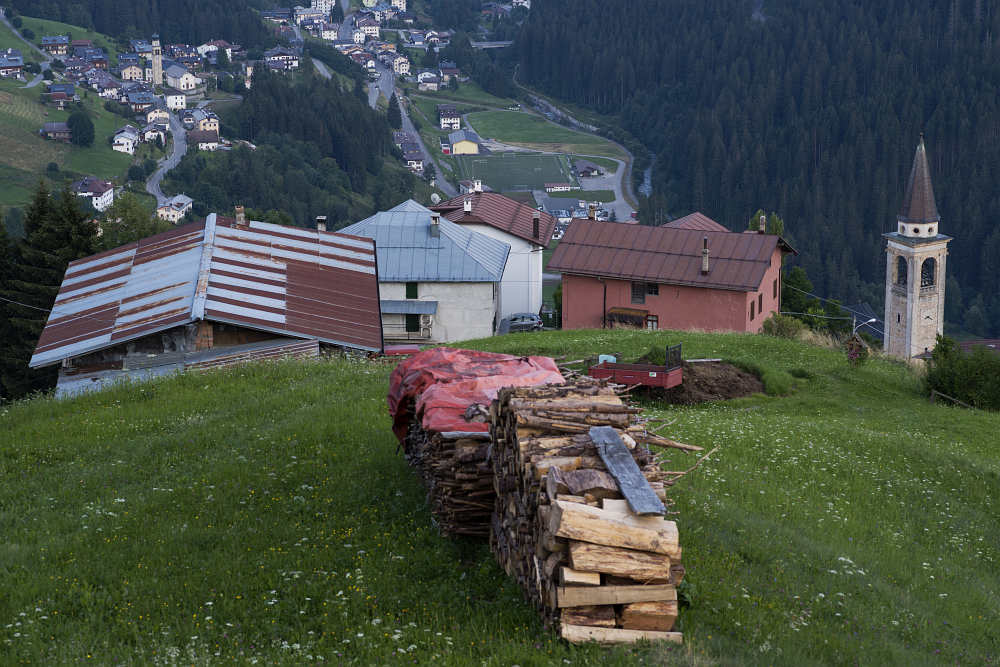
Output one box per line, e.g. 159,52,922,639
387,347,565,441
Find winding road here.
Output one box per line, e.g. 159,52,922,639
146,112,188,206
312,48,457,199
0,9,52,87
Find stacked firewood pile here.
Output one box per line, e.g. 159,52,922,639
402,414,493,538
489,380,704,645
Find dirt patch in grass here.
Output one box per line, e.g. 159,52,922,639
499,140,627,159
637,359,764,404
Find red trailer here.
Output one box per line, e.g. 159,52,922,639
588,343,683,388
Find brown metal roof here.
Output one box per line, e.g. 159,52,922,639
30,213,382,368
897,136,940,225
430,192,557,247
661,212,730,233
547,220,797,292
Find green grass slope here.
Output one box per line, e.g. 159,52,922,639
1,329,998,665
0,77,133,207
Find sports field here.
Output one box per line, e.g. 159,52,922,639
455,153,578,192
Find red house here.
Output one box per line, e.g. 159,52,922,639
548,217,796,332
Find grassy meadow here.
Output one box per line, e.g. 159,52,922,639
1,329,999,666
16,16,121,62
465,110,627,159
549,189,617,203
0,20,43,62
0,77,133,206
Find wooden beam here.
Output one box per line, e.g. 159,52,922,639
560,624,682,645
555,583,676,608
549,499,680,558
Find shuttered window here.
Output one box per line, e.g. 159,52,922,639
631,282,645,305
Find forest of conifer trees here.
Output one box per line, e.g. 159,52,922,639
5,0,269,47
516,0,1000,337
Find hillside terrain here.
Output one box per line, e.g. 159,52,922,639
1,329,997,665
0,73,133,209
515,0,1000,339
5,0,269,48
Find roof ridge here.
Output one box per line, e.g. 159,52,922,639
191,213,217,320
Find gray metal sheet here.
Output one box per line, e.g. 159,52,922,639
340,204,509,282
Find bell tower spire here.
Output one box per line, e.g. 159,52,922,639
884,134,952,358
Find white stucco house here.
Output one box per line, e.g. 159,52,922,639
340,200,510,342
72,176,115,212
430,186,558,319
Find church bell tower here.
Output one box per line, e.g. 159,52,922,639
152,34,163,86
884,135,952,358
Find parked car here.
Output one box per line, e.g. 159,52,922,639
499,313,543,334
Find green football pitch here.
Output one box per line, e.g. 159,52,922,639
455,153,579,192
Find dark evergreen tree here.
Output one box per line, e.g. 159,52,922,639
1,182,96,398
0,216,14,400
387,93,402,130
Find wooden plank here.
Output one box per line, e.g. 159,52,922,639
546,465,570,497
533,456,582,479
590,426,665,516
619,601,679,632
560,624,682,645
559,566,601,586
560,605,616,628
563,469,620,500
569,541,672,580
556,583,676,608
549,500,680,558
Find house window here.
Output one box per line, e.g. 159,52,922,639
758,293,763,315
647,315,658,330
405,282,418,299
750,300,755,321
631,282,645,305
405,313,420,332
773,278,777,299
646,283,659,296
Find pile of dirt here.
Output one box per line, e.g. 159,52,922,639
637,359,764,405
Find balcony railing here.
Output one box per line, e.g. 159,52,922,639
383,323,432,340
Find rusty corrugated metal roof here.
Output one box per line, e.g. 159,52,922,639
31,214,382,368
661,212,730,233
430,192,558,247
547,220,797,292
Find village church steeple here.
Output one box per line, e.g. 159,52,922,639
884,135,952,357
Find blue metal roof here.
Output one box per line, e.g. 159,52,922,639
380,300,438,314
340,202,509,282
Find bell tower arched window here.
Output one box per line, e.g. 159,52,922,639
897,256,907,286
921,258,936,287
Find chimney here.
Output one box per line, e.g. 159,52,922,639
588,203,597,220
758,213,766,234
316,215,327,232
473,179,482,192
701,237,710,275
430,212,440,238
532,210,540,239
464,198,472,214
234,205,246,228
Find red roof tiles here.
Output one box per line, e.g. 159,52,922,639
430,192,557,247
547,220,796,292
